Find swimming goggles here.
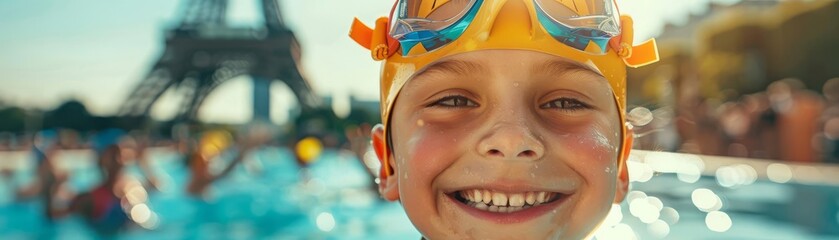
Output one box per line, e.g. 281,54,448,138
391,0,621,56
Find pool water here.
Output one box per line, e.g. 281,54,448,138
1,148,838,239
0,148,419,239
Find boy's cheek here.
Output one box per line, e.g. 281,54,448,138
567,131,620,177
400,125,469,176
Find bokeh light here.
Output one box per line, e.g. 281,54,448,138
130,203,151,223
692,188,723,212
705,211,732,232
647,196,664,211
628,160,654,183
660,207,680,225
716,164,757,188
648,219,670,239
626,191,648,203
124,184,149,205
316,212,336,232
766,163,793,183
630,197,660,224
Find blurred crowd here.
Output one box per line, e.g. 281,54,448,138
633,77,839,164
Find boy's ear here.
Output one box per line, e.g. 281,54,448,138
613,126,632,204
372,124,400,201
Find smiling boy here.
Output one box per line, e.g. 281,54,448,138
350,0,658,238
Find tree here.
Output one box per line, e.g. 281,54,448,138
44,100,92,131
0,107,27,134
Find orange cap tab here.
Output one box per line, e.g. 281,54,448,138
350,17,374,50
350,17,399,61
608,15,659,68
623,38,659,68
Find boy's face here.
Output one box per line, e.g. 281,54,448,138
379,50,628,239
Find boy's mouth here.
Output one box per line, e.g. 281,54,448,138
451,189,562,213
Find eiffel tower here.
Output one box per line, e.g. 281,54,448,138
119,0,319,122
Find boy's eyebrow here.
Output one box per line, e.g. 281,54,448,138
534,59,605,78
412,59,488,80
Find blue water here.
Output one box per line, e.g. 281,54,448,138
0,148,419,239
1,148,838,239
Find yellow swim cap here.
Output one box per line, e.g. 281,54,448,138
350,0,659,177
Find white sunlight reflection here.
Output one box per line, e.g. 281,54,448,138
630,197,660,224
124,184,149,205
766,163,793,183
627,160,654,183
316,212,336,232
592,205,635,240
130,203,151,223
640,151,705,183
138,212,160,230
626,191,648,203
691,188,723,212
705,211,733,232
716,164,758,188
648,219,670,239
647,196,664,211
660,207,680,225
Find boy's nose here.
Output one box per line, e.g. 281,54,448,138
478,123,545,161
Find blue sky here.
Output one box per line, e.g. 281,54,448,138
0,0,736,124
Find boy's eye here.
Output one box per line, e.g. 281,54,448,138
428,95,478,108
540,98,590,110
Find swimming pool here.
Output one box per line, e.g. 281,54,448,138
0,148,837,239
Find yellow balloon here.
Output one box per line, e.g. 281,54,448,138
295,137,323,164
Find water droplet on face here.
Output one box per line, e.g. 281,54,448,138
513,82,520,87
530,173,536,178
416,119,425,127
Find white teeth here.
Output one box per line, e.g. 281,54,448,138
509,193,525,207
526,192,536,205
459,189,560,212
473,189,483,203
492,192,508,206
